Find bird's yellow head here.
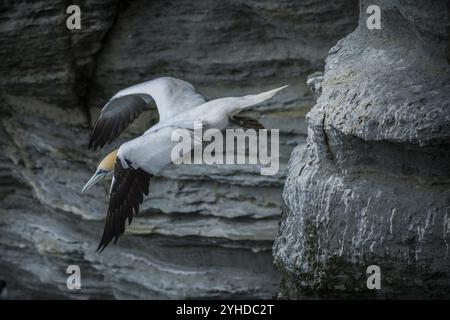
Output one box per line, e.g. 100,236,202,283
82,149,118,193
98,149,118,172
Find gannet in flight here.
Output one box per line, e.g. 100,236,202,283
83,77,286,251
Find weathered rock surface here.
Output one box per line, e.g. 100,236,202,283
0,0,357,298
274,0,450,299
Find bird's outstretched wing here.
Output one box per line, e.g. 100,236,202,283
89,77,206,150
89,94,152,150
96,159,152,252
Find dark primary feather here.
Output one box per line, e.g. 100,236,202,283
229,115,265,130
89,94,153,150
96,160,152,252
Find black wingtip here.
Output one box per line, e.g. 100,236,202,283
87,94,152,151
95,243,104,253
96,240,109,253
96,233,110,253
94,164,152,253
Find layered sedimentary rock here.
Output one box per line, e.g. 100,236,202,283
0,0,357,298
274,0,450,298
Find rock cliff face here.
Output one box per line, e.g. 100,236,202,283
274,0,450,299
0,1,357,298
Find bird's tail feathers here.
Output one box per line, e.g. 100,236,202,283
238,85,288,111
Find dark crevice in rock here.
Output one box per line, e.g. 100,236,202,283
81,0,127,127
321,112,334,162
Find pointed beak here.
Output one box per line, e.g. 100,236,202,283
82,172,106,193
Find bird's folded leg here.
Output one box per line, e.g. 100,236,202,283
229,115,265,130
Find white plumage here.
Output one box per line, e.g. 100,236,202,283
83,76,287,250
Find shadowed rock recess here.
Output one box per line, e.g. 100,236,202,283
274,0,450,299
0,1,357,298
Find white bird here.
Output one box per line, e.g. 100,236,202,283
83,77,287,251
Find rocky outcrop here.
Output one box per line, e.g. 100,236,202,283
274,0,450,299
0,0,357,298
